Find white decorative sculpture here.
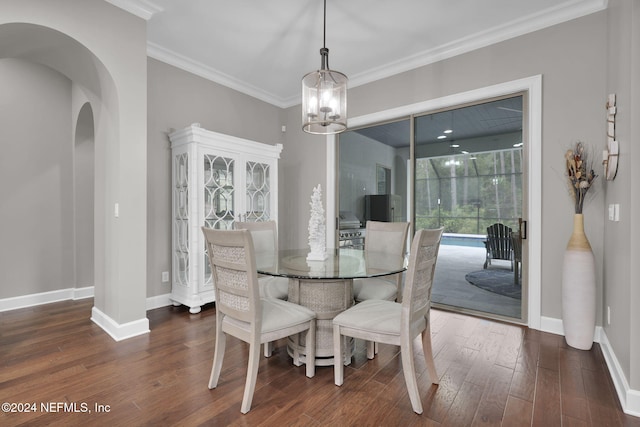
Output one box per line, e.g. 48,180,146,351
307,184,327,261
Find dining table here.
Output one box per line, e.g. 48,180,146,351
255,247,407,366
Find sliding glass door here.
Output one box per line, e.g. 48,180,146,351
337,94,527,322
413,95,525,321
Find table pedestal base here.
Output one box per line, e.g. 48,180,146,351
286,278,354,366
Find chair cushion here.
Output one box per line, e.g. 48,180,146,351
259,276,289,300
223,298,315,334
260,298,316,333
333,299,401,336
352,277,397,301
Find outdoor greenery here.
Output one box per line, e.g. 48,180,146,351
415,148,523,235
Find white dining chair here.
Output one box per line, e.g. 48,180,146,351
235,221,289,300
235,220,290,357
202,227,316,414
352,221,410,303
332,227,443,414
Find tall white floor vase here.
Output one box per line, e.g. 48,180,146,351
561,214,596,350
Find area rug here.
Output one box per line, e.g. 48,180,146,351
464,269,521,300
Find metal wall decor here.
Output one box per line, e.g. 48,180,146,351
603,93,619,181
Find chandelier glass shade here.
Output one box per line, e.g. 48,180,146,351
302,1,348,135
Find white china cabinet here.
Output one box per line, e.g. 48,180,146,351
169,124,282,313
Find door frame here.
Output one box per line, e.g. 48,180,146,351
326,75,542,329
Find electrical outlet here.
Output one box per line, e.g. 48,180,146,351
162,271,169,282
609,204,621,221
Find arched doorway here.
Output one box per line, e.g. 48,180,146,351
0,16,148,339
74,102,95,293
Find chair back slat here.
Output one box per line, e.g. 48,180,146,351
202,227,260,325
402,228,443,329
235,220,279,253
365,221,410,256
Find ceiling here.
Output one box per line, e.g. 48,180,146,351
351,95,524,150
109,0,606,108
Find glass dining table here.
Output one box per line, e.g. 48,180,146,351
255,248,407,366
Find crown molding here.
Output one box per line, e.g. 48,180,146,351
347,0,608,92
147,42,289,108
105,0,163,20
147,0,607,109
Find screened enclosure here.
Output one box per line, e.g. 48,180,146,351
415,148,523,234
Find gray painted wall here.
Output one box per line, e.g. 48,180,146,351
74,103,95,289
2,0,149,329
146,58,284,298
339,131,402,223
604,0,640,390
283,11,607,323
0,59,73,298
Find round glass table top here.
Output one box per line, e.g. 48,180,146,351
255,248,407,280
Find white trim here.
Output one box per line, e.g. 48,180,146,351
539,319,640,417
540,315,566,337
347,0,606,97
1,288,180,314
144,1,605,108
539,316,603,343
333,75,543,329
598,330,640,417
146,293,173,311
105,0,163,20
326,134,337,249
91,306,150,342
147,42,288,108
72,286,95,300
0,286,94,312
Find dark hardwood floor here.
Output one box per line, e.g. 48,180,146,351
1,299,638,426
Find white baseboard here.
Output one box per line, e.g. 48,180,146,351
539,315,605,343
540,315,565,336
599,330,640,417
90,306,150,342
146,293,174,310
0,286,94,312
1,289,176,313
540,316,639,417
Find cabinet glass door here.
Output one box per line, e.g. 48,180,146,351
245,161,271,221
203,154,235,287
203,154,235,229
174,153,189,288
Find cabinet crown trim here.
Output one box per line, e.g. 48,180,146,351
169,124,283,159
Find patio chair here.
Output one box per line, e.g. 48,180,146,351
483,223,513,270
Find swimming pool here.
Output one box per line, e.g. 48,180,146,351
441,234,485,248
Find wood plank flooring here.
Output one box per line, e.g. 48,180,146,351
1,299,638,426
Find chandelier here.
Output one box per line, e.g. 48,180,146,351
301,0,348,135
